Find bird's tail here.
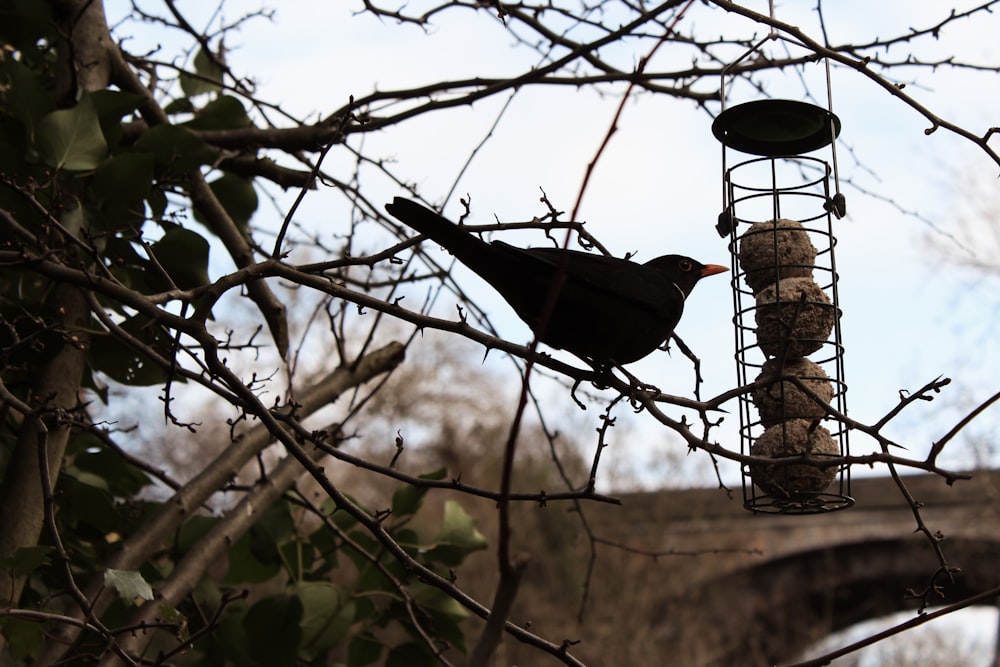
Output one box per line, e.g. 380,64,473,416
384,197,491,267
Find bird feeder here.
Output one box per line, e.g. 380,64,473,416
713,33,852,514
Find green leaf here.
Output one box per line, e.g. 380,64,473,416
386,642,435,667
392,468,447,518
180,47,224,97
149,227,211,290
296,582,355,658
243,594,303,667
0,616,45,660
391,485,426,519
158,604,188,640
194,172,257,231
222,503,296,586
163,97,195,116
224,533,282,585
60,201,88,240
409,581,469,620
90,90,145,148
215,601,253,665
393,528,421,552
59,466,119,533
88,314,177,386
104,568,154,605
183,95,251,131
102,236,151,294
0,545,51,577
35,94,107,170
74,448,152,497
133,124,216,173
0,56,53,134
66,468,109,492
425,501,487,566
146,188,168,220
93,152,155,210
347,634,383,667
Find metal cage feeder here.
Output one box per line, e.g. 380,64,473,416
713,39,853,514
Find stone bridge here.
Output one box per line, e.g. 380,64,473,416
574,470,1000,666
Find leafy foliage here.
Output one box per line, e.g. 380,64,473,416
0,3,484,663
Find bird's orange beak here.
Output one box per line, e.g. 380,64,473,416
700,264,729,278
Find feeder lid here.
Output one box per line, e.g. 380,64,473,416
712,99,841,156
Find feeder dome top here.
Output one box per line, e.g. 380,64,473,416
712,99,841,157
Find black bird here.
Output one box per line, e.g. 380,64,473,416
385,197,727,365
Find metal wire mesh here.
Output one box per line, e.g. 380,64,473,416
721,155,853,514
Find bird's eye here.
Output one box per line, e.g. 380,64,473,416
679,259,693,272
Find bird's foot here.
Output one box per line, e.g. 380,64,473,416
580,360,614,390
615,365,661,410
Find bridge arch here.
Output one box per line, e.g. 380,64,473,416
578,471,1000,666
652,536,1000,666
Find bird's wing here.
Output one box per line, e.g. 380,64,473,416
511,245,683,312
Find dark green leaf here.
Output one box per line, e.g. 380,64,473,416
347,634,383,667
386,642,434,667
244,594,303,667
224,535,281,585
306,524,340,574
35,94,107,170
74,448,152,497
329,504,358,531
393,528,421,552
194,172,257,231
424,607,468,654
183,95,252,130
146,188,168,222
0,56,53,133
93,152,155,210
215,602,253,665
59,466,119,533
0,616,44,660
163,97,195,115
90,90,145,147
133,124,216,173
420,467,449,481
158,604,188,641
180,47,224,97
410,581,469,620
279,540,314,579
296,582,355,658
391,484,426,518
223,504,294,585
252,500,295,545
424,501,487,566
392,468,447,518
0,545,51,577
102,237,152,294
60,202,88,241
149,227,211,290
88,314,177,386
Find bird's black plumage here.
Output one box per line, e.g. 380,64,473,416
385,197,726,364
